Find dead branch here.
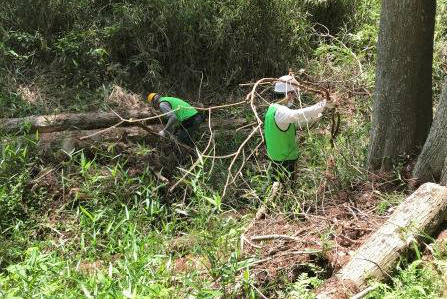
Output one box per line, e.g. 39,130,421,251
168,109,215,192
240,181,282,252
222,124,261,198
251,234,301,242
1,110,155,134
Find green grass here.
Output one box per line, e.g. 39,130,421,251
366,259,447,299
2,83,447,299
0,95,372,298
0,136,260,298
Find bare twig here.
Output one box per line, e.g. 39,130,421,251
250,283,269,299
240,181,281,252
254,181,281,220
79,120,125,140
251,234,301,242
113,108,196,154
168,109,214,192
235,121,257,132
249,249,322,266
242,236,264,249
222,124,261,198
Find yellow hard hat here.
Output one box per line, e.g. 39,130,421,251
147,92,158,103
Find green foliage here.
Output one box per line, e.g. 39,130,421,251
304,0,357,34
376,192,405,215
9,1,447,298
279,273,321,299
0,0,372,102
367,260,445,299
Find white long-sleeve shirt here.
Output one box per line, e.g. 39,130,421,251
274,101,326,131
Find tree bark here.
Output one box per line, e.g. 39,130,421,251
413,80,447,185
441,156,447,185
38,127,155,158
0,111,248,134
0,110,158,133
368,0,435,171
316,183,447,299
36,123,252,158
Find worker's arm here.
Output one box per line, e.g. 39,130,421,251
159,102,178,135
274,101,327,130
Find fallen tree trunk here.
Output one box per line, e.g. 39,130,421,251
37,122,253,159
38,127,154,158
1,110,158,133
316,183,447,299
1,110,249,134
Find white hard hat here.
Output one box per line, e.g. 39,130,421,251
274,75,298,93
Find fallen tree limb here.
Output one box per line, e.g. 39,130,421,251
37,123,252,158
38,126,196,159
251,234,300,242
240,181,282,252
38,127,154,158
1,110,157,133
1,110,248,134
316,183,447,299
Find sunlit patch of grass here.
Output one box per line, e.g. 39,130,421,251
366,259,445,299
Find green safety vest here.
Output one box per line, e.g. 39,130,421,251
159,97,198,122
264,104,299,161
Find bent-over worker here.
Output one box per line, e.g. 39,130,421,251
264,75,334,179
147,93,204,145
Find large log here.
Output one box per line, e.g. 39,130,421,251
1,111,249,134
0,110,158,133
38,127,155,158
316,183,447,299
37,122,253,159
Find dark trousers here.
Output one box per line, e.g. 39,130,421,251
175,113,204,145
271,159,296,182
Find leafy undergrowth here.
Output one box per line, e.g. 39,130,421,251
2,85,444,299
2,88,447,299
3,1,447,297
365,228,447,299
2,51,447,299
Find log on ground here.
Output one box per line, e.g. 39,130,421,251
38,127,155,158
1,111,249,134
37,122,253,159
1,110,158,133
316,182,447,299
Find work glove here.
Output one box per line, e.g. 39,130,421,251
158,130,166,137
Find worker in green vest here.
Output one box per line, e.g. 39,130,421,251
147,93,204,145
265,75,335,179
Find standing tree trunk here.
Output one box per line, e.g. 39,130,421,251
413,80,447,185
368,0,436,171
